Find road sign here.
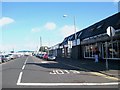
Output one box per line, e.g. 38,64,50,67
106,26,115,36
68,41,72,48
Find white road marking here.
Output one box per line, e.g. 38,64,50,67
22,65,25,70
49,70,57,74
70,70,80,74
24,57,29,65
56,70,64,74
22,57,29,70
17,82,119,86
17,57,29,85
62,63,119,80
16,56,119,86
17,72,23,84
64,70,70,74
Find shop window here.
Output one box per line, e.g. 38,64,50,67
89,45,92,57
67,48,71,58
102,40,120,59
107,43,113,58
113,41,120,58
103,43,106,58
84,44,95,58
62,48,64,57
85,46,88,57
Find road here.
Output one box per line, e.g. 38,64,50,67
1,56,119,89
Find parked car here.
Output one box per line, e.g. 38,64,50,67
39,54,44,58
5,54,11,61
35,54,41,58
10,54,19,59
0,55,2,63
43,54,48,59
48,54,56,61
1,55,7,62
9,54,15,59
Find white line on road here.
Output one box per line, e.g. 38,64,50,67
22,57,29,70
63,70,70,74
17,72,23,84
22,65,25,70
56,70,64,74
49,70,57,74
17,57,29,85
24,57,29,65
17,82,119,86
16,56,119,86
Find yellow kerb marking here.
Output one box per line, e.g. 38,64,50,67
90,72,119,81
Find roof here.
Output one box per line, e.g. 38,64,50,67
61,12,120,45
80,12,120,40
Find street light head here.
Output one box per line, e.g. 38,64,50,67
63,15,68,17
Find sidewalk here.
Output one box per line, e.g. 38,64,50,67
56,57,120,79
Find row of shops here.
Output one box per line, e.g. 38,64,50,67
49,12,120,60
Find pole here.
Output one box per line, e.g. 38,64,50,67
105,42,108,70
40,36,42,54
105,26,113,70
73,16,77,45
40,36,42,47
110,27,113,58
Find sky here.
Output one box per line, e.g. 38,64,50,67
0,1,119,52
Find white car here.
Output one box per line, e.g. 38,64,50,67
9,54,18,59
5,55,11,61
1,54,10,62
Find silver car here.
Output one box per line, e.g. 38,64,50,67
48,54,56,61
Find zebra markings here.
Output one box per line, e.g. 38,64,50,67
49,70,80,75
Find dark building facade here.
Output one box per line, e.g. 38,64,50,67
49,12,120,61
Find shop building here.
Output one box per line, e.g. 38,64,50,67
49,12,120,61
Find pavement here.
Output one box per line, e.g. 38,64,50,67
56,57,120,79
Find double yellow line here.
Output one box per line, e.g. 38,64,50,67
90,72,120,81
62,62,120,81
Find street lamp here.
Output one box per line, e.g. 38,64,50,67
63,15,77,45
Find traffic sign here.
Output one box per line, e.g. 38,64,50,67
106,26,115,36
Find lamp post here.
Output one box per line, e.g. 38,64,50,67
63,15,77,45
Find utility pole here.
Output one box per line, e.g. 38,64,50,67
40,36,42,53
73,16,77,45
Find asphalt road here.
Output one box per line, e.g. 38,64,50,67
2,56,119,89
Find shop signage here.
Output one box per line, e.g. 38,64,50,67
77,39,80,45
68,41,72,48
60,46,63,48
72,39,80,46
72,40,76,46
64,44,68,47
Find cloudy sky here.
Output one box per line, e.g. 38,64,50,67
0,2,118,52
